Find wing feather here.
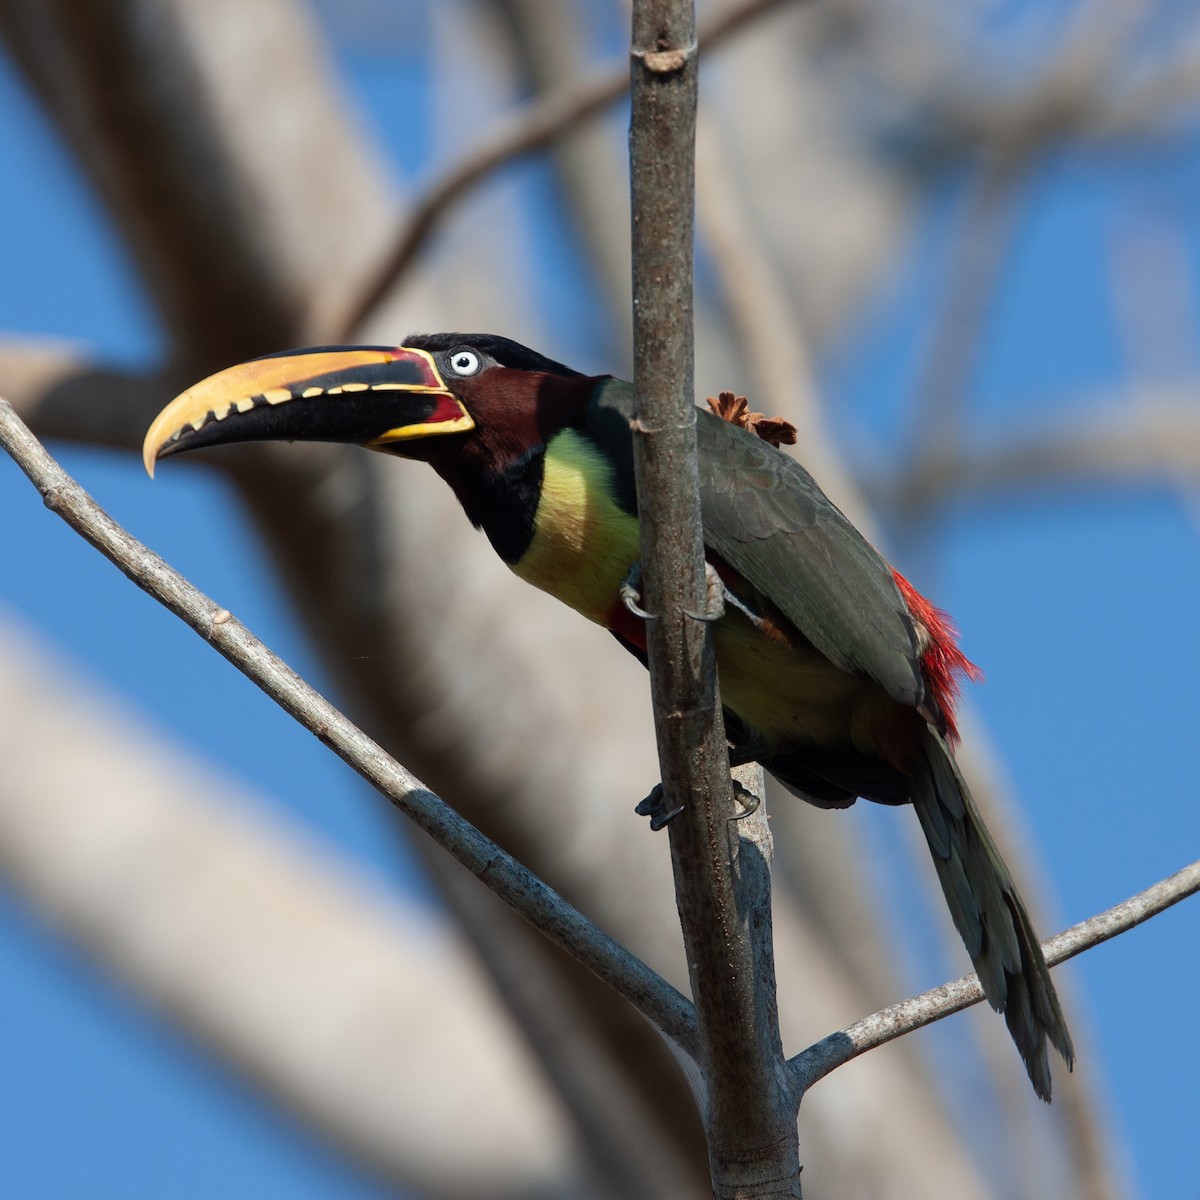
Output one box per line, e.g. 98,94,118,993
587,379,924,707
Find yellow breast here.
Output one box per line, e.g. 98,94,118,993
510,429,641,625
511,429,893,754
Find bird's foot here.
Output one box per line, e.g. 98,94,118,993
635,774,761,831
726,740,767,819
620,562,656,621
684,562,727,623
623,560,730,624
635,784,684,831
730,777,761,820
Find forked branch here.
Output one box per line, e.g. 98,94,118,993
3,400,1197,1171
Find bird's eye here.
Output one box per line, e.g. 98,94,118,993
446,349,481,377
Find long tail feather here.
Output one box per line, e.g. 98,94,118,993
911,728,1075,1100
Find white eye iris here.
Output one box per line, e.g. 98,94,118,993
447,349,481,376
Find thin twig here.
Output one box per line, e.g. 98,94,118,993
0,396,700,1060
789,858,1200,1092
338,0,796,336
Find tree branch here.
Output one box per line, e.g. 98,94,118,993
12,392,1191,1190
874,398,1200,519
0,0,393,362
628,2,799,1196
338,0,797,336
902,155,1027,490
0,617,590,1199
0,396,699,1062
790,858,1200,1092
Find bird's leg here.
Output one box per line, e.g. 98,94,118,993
717,583,774,632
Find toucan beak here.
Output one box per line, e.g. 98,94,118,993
142,345,475,477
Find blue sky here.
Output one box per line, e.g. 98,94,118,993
825,138,1200,1197
3,5,1199,1198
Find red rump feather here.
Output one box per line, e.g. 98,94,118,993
891,570,982,743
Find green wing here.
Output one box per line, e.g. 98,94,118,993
586,377,924,707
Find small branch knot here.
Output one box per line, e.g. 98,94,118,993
637,44,695,74
42,484,67,513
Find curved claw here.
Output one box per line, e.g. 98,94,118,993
620,562,657,621
621,585,657,622
650,805,685,831
729,779,761,821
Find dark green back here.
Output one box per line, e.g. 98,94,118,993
586,377,924,707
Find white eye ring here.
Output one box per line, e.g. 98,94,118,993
447,349,481,377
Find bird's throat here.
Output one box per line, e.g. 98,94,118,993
509,428,641,626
